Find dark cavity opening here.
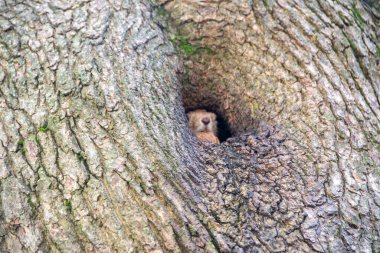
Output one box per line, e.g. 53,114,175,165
185,106,232,142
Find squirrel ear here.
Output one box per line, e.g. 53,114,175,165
186,112,192,120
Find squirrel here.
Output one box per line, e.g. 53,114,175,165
187,109,220,144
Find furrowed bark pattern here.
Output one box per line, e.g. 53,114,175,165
0,0,215,252
160,0,380,252
0,0,379,252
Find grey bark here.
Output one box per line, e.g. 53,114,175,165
0,0,379,253
160,0,380,251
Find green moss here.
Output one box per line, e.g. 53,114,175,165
188,225,199,237
17,139,26,154
76,152,86,162
170,34,215,56
38,123,49,133
343,32,357,51
50,242,64,253
63,199,72,212
251,102,259,113
179,43,196,55
263,0,269,8
27,196,37,208
172,35,196,56
206,242,216,250
140,182,146,192
157,6,168,17
374,167,380,175
27,196,40,216
352,4,365,29
196,47,215,55
170,35,177,43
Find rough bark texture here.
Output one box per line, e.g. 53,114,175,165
0,0,379,253
0,0,206,252
158,0,380,251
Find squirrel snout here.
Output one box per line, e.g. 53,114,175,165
202,118,210,125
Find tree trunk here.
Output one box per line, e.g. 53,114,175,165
0,0,379,252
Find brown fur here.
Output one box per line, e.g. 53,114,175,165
187,109,220,144
196,132,220,144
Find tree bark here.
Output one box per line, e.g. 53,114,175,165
0,0,379,253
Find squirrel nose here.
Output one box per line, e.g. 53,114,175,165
202,118,210,125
